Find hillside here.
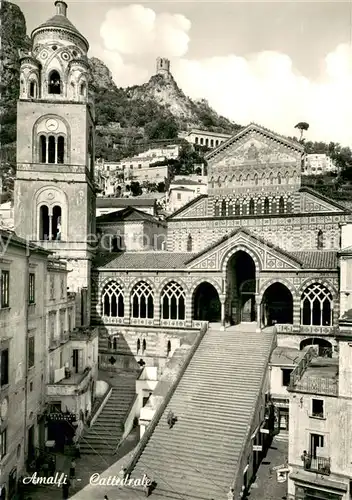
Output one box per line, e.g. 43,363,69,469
90,57,242,161
0,0,30,192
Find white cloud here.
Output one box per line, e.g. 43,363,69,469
172,44,352,144
100,5,191,57
95,4,352,145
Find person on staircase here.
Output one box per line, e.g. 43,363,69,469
227,487,234,500
144,475,152,497
167,410,177,429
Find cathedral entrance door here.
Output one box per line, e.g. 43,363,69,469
193,282,221,322
226,251,256,325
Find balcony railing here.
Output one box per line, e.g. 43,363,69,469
303,453,331,475
293,376,338,396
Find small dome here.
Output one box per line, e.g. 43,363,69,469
31,1,89,50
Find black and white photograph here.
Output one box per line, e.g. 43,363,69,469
0,0,352,498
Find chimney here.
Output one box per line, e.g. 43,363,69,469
55,0,68,16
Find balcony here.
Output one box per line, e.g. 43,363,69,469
47,367,92,397
302,453,331,475
69,326,98,341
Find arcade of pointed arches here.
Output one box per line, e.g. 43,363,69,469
99,272,335,329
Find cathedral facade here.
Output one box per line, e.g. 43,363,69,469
95,124,352,367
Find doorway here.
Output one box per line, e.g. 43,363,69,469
226,251,256,324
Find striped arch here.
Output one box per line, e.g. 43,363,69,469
156,276,189,294
221,244,263,275
258,277,297,302
298,278,337,298
190,278,222,299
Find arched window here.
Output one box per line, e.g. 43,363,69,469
48,70,61,94
29,81,37,98
142,338,146,352
221,200,226,216
40,135,47,163
264,197,270,214
256,200,262,214
269,172,274,184
301,283,333,326
242,202,247,215
239,175,243,186
39,135,65,164
57,136,65,163
214,201,220,216
167,340,171,356
277,173,281,185
249,199,255,215
48,136,56,163
39,205,49,240
52,205,62,240
161,281,185,320
271,199,277,214
102,281,124,317
285,171,290,184
187,234,193,252
235,201,240,215
108,337,113,349
279,197,285,213
317,230,324,249
286,198,293,212
131,281,154,319
113,337,117,350
137,338,140,353
228,202,233,216
254,174,258,185
80,82,86,96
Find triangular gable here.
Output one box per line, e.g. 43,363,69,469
185,228,303,271
205,122,304,164
167,195,208,220
299,187,349,214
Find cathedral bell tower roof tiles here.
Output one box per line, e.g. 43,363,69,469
31,1,89,50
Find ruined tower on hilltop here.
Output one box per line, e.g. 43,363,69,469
156,57,171,78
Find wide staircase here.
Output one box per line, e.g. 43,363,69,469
129,324,275,500
80,376,136,456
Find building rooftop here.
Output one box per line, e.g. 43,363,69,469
96,197,156,208
96,207,166,225
289,356,339,397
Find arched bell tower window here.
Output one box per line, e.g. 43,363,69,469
279,196,285,213
52,206,62,240
39,205,49,240
277,173,282,185
57,136,65,163
48,70,61,94
80,82,87,96
249,199,255,215
187,234,193,252
39,135,65,164
29,81,37,98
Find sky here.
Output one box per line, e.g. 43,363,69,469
13,0,352,145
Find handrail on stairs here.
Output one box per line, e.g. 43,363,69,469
124,322,209,477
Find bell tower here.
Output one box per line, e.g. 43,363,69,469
14,0,96,324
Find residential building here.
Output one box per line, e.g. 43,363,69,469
304,154,337,176
182,128,232,148
0,231,49,499
167,176,208,213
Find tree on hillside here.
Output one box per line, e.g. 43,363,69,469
130,181,142,196
145,118,179,141
294,122,310,142
157,182,166,193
